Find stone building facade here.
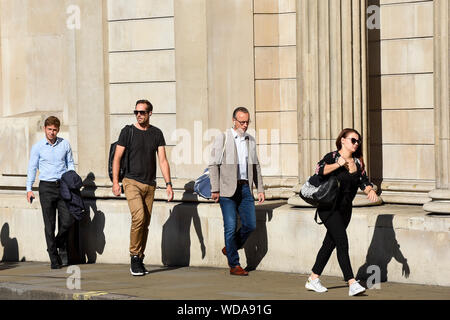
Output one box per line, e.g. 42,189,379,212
0,0,449,285
1,0,448,213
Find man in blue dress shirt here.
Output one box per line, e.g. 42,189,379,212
26,116,75,269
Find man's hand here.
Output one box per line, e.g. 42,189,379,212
257,192,265,204
112,183,121,197
211,192,220,203
27,191,35,204
166,185,174,202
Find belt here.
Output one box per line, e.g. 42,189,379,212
40,180,60,186
237,180,248,185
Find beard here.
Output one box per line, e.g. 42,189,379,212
235,127,246,137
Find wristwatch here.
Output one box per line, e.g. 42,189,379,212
166,181,172,187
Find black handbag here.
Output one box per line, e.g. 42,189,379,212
300,174,340,224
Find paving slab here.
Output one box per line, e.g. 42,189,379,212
0,262,448,300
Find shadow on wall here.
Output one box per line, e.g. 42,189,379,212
0,223,25,270
243,201,283,271
79,172,106,264
356,214,410,284
161,182,205,267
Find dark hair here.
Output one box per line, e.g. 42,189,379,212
232,106,249,119
44,116,60,128
135,99,153,112
336,128,363,159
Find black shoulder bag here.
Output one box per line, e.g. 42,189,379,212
108,125,134,183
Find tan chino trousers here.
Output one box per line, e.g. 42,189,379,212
122,178,155,258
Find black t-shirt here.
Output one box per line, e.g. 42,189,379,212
117,124,166,185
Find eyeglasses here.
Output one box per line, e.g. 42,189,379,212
346,137,361,145
134,110,149,116
234,119,251,125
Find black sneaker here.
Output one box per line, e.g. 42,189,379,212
139,257,150,274
130,255,145,276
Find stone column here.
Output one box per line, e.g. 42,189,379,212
423,0,450,214
289,0,378,206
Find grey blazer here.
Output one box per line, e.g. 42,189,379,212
208,129,264,198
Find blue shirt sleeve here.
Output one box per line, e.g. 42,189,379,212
26,143,40,192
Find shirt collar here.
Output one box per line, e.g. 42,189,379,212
45,137,62,146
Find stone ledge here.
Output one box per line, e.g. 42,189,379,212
0,194,448,287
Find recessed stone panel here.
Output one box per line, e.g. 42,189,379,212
369,74,434,110
255,47,296,79
109,50,175,83
109,82,176,114
107,0,174,20
280,144,298,177
381,109,434,144
378,2,433,40
254,0,296,13
255,79,297,112
108,18,174,51
254,13,296,46
382,144,435,180
369,38,433,75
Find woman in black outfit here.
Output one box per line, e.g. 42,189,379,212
305,128,379,296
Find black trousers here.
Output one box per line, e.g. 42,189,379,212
38,181,74,264
312,205,354,281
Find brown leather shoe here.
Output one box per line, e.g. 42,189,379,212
230,265,249,276
222,247,227,256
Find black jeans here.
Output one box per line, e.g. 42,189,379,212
39,181,74,264
312,205,354,281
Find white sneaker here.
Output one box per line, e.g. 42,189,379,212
349,281,366,296
305,277,328,293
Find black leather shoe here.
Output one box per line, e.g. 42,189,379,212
51,263,62,269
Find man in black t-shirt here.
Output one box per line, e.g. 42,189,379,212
112,99,174,276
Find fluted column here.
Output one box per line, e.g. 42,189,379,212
289,0,377,206
423,0,450,214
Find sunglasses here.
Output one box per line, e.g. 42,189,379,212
346,137,361,145
134,110,149,116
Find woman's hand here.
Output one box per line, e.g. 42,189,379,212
366,189,379,202
337,157,347,168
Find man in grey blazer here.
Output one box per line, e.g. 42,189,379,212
209,107,265,276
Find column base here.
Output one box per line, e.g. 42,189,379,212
423,189,450,214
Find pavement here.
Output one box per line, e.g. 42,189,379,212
0,262,449,300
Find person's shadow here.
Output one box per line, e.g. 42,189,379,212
0,223,25,269
242,202,281,272
79,172,106,264
356,214,410,284
161,182,206,266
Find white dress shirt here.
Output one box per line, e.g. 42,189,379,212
231,128,249,181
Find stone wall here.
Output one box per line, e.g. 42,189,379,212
368,0,435,204
0,194,448,286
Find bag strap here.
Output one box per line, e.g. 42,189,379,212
125,125,134,174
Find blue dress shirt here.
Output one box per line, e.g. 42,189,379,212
26,137,75,191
